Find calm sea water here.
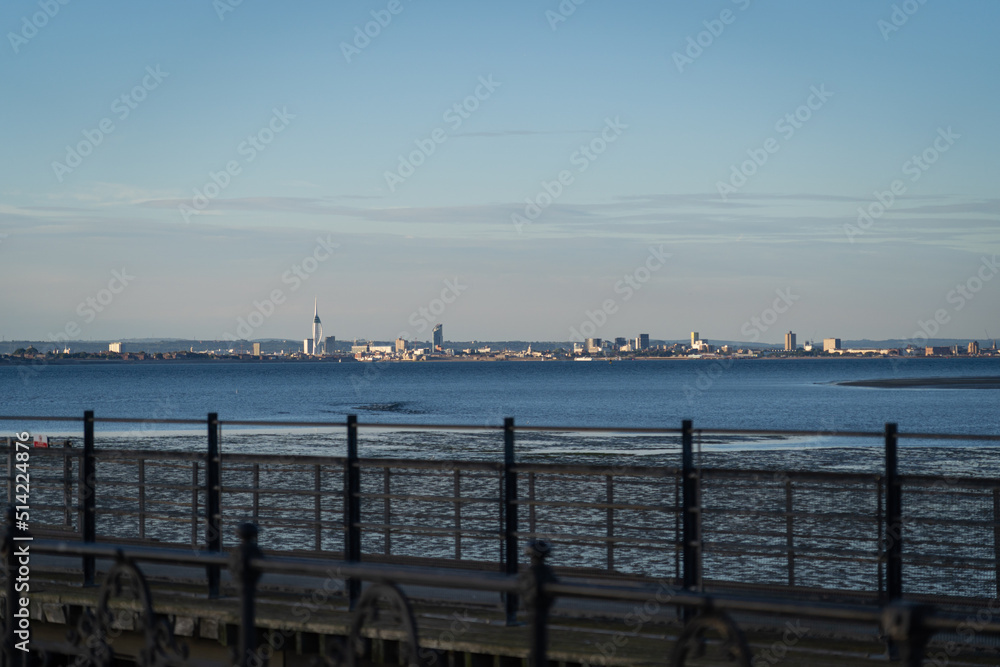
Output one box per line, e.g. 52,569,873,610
2,356,997,441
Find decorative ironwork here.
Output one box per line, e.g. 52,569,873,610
67,553,188,667
670,610,753,666
314,583,419,667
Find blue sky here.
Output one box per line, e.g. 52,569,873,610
2,0,998,344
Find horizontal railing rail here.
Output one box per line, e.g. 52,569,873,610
6,412,999,440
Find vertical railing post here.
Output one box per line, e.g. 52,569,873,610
503,417,519,625
314,464,323,553
525,539,553,667
881,423,910,667
138,458,146,540
80,410,96,587
681,419,700,618
233,523,262,667
192,462,200,546
453,469,462,560
383,467,392,556
606,474,615,572
345,415,361,609
206,413,221,598
885,422,902,603
785,477,795,587
674,471,682,583
63,451,73,528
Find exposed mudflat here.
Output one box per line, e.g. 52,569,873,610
839,376,1000,389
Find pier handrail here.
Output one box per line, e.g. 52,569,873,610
5,413,1000,615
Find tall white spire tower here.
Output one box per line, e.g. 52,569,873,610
312,298,324,356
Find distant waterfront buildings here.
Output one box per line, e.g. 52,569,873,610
303,299,325,355
9,333,999,362
433,324,443,351
312,299,324,355
784,331,796,351
691,332,699,347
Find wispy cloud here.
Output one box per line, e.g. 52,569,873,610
452,129,595,138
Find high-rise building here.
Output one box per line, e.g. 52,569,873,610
969,341,980,355
395,338,407,353
615,337,627,349
252,342,261,356
585,338,602,354
823,338,841,352
433,324,443,350
784,331,796,351
325,336,335,353
638,333,649,350
691,332,699,347
108,342,125,353
311,298,324,356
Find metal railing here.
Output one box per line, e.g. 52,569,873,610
4,413,1000,610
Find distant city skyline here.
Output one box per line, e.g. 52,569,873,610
2,2,998,342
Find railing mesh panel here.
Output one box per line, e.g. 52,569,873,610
700,471,882,595
902,478,1000,600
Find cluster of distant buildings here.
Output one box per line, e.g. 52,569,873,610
296,303,448,361
786,333,994,357
31,303,992,362
571,332,755,358
572,334,650,356
562,330,997,359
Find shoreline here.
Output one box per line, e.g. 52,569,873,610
3,355,997,366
